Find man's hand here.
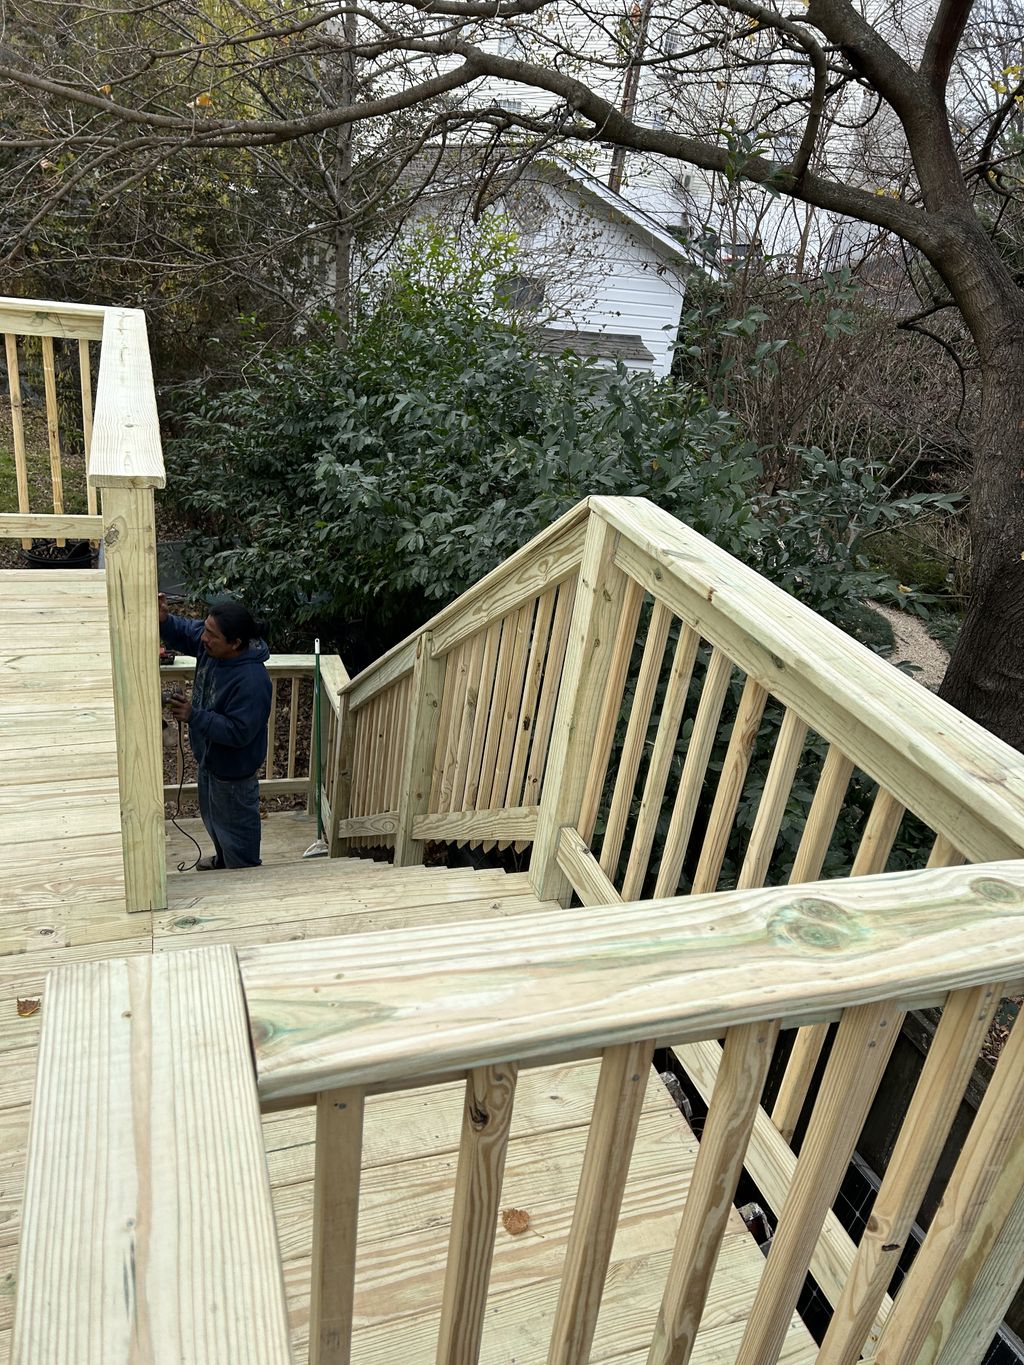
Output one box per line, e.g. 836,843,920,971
168,694,192,723
158,592,169,623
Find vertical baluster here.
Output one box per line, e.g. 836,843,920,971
288,676,300,779
851,786,905,875
450,632,485,814
435,1064,518,1365
6,334,31,548
652,647,734,899
324,702,338,812
599,601,673,881
932,1162,1024,1365
40,336,65,543
505,588,557,811
621,625,700,900
817,982,1003,1365
547,1040,655,1365
265,677,278,782
870,1014,1024,1365
772,780,906,1142
487,602,534,850
309,1087,365,1365
389,676,410,819
927,832,964,867
735,707,808,890
786,744,855,885
578,578,645,845
770,744,855,1142
367,695,386,821
463,622,502,821
689,677,769,895
376,685,396,826
647,1019,781,1365
395,633,446,867
79,339,97,517
436,642,469,814
350,707,371,848
429,646,460,811
385,682,402,844
517,575,577,853
475,620,517,846
733,1001,902,1365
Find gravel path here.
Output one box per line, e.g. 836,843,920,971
870,603,950,691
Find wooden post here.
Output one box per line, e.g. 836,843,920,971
530,512,631,904
100,483,167,913
393,631,446,867
330,695,356,857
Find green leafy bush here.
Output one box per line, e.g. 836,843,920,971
163,227,956,658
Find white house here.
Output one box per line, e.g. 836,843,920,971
393,157,708,379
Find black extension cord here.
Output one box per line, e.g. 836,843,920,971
168,718,203,872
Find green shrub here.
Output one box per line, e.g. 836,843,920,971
162,229,958,657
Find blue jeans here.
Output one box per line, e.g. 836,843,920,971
197,767,262,868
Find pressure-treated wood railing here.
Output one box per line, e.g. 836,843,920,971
238,861,1024,1365
17,861,1024,1363
332,500,588,858
2,297,167,913
160,653,349,812
305,492,1024,1361
0,298,104,549
15,494,1024,1361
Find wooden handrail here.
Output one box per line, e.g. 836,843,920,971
14,946,293,1364
343,498,590,711
0,513,103,541
592,495,1024,863
89,308,165,490
0,296,106,340
239,859,1024,1104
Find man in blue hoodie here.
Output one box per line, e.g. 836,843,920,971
159,594,273,869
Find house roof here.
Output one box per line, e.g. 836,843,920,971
543,159,710,273
536,328,655,363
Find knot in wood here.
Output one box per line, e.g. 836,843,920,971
469,1102,490,1130
767,897,865,952
970,876,1024,908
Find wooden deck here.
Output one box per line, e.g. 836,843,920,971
1,809,817,1363
0,570,127,947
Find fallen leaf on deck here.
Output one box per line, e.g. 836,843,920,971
17,998,40,1017
501,1208,530,1236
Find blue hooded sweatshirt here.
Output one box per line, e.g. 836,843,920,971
160,614,273,779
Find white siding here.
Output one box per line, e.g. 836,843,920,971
520,182,687,377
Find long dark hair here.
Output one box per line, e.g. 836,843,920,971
208,600,268,649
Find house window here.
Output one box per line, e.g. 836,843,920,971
495,273,545,310
495,97,523,115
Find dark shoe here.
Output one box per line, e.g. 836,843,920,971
195,855,222,871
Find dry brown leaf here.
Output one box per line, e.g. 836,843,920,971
501,1207,530,1236
16,998,40,1017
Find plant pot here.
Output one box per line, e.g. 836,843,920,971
18,539,94,570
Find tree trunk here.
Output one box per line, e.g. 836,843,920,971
936,242,1024,750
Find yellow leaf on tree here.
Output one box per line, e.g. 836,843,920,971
98,83,112,95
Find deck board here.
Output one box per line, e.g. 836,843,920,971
0,788,818,1363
